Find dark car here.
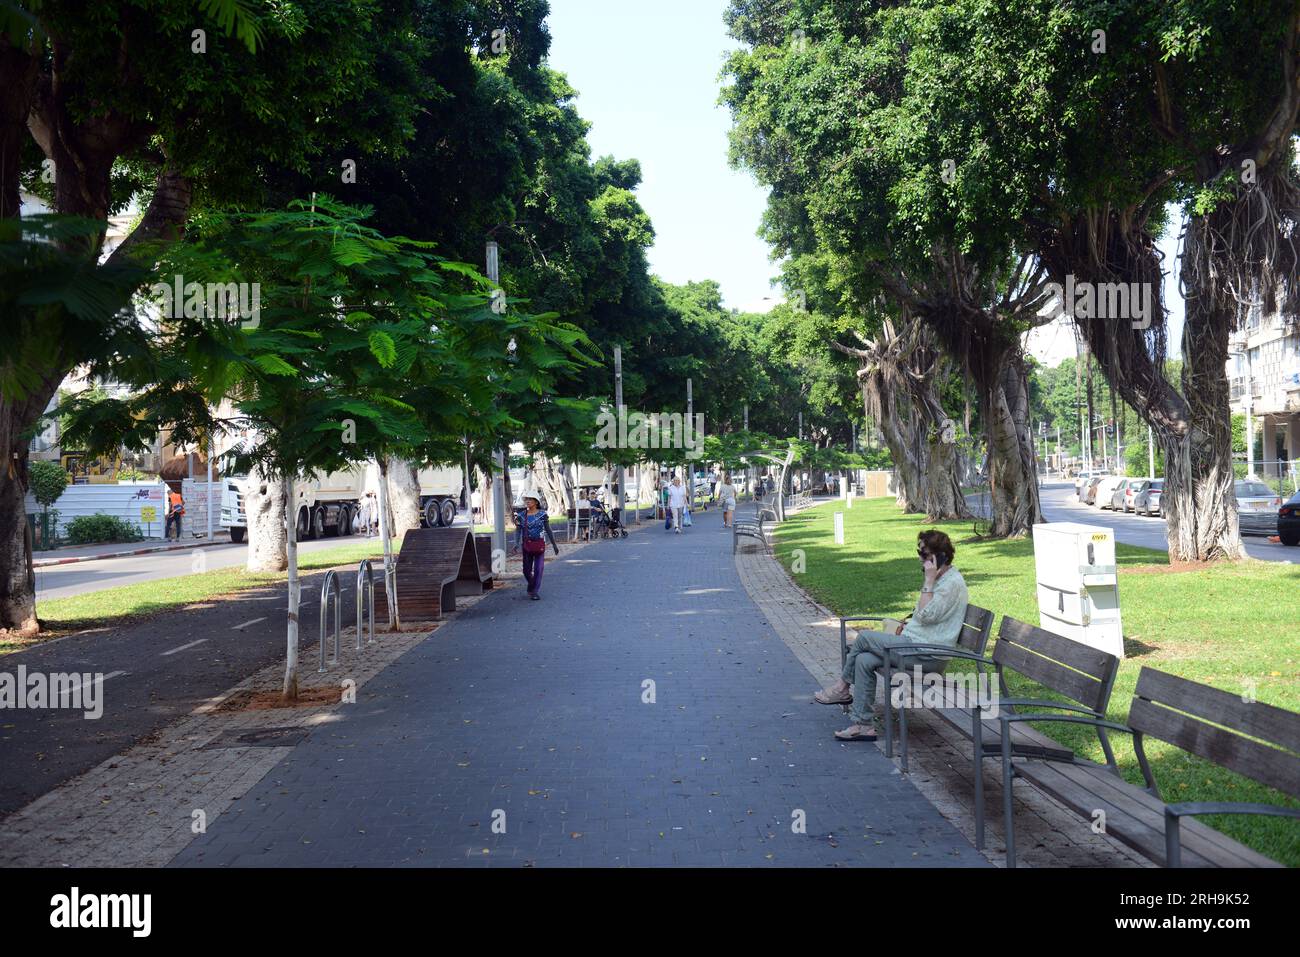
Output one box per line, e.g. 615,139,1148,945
1133,479,1163,517
1279,490,1300,547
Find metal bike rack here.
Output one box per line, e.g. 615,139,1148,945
318,569,341,673
355,559,375,650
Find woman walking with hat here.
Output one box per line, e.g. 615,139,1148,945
514,494,559,600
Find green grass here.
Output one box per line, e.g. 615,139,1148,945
5,541,388,654
773,498,1300,866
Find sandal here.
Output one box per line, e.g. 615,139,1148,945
813,687,852,705
834,724,878,742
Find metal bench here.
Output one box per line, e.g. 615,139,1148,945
838,604,995,771
993,666,1296,868
732,509,770,554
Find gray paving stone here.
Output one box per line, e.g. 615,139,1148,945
172,505,986,868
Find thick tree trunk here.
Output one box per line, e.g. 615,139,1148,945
982,353,1043,537
1166,271,1247,560
245,471,288,572
0,433,37,638
385,457,421,533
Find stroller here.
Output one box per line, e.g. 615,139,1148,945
588,500,628,539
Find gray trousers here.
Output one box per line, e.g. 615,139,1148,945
842,630,943,727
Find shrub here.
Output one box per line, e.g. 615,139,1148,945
28,460,69,509
64,514,143,545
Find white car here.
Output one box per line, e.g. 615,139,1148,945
1094,475,1127,509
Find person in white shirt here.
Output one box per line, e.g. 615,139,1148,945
667,476,689,534
716,473,737,528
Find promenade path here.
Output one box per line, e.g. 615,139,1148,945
172,504,986,867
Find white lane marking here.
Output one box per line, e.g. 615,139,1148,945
161,638,208,657
231,617,267,631
61,670,125,699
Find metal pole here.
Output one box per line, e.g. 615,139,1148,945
686,378,694,508
487,240,507,556
205,437,214,542
1245,350,1256,478
614,346,626,520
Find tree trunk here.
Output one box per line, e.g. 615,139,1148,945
377,457,399,630
0,429,37,638
282,474,300,701
385,457,421,533
245,470,288,572
1166,265,1247,560
981,352,1043,537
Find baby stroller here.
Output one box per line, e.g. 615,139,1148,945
589,500,628,539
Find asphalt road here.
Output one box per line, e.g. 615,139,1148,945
1017,481,1299,564
0,565,361,817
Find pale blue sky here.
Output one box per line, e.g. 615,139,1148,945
545,0,781,312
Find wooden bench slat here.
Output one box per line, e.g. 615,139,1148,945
1128,697,1300,799
998,616,1118,678
1135,667,1300,758
992,637,1113,713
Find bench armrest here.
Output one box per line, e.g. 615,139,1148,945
1165,801,1300,821
889,646,988,667
997,712,1149,786
1162,802,1300,867
996,712,1132,736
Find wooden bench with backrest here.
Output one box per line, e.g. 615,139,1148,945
838,604,994,768
882,616,1121,855
372,526,492,622
991,665,1297,868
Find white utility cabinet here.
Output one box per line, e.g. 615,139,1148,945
1031,522,1124,659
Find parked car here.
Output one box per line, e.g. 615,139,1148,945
1082,475,1106,505
1278,490,1300,546
1116,477,1154,512
1108,478,1132,511
1074,472,1095,501
1235,479,1284,535
1095,475,1126,509
1133,479,1163,517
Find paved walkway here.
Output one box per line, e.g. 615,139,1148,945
172,505,986,867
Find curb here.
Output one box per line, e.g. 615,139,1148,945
33,537,232,568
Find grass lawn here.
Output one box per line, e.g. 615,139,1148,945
773,497,1300,867
5,541,389,654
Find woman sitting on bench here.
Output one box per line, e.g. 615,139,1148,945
813,529,969,741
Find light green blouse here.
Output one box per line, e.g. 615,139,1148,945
900,567,969,646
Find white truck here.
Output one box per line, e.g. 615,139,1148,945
220,466,366,544
416,465,466,527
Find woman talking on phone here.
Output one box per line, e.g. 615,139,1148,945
812,529,969,741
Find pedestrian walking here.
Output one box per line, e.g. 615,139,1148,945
667,476,688,534
359,491,377,537
717,472,737,528
514,494,559,600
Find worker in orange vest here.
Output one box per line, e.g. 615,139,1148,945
166,488,185,540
